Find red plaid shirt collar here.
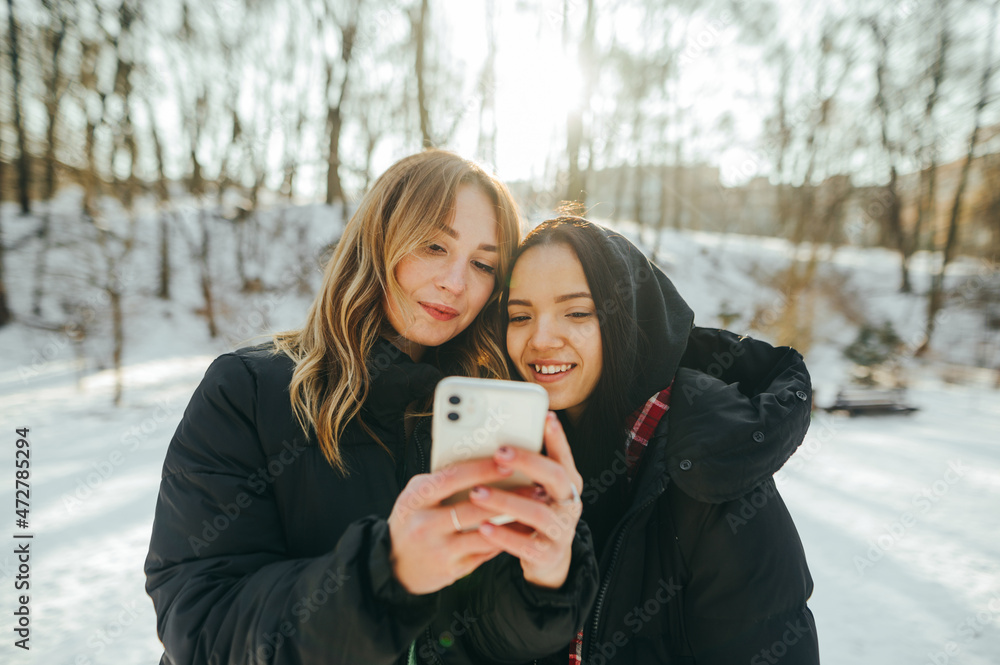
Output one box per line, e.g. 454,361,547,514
623,383,673,482
567,382,674,663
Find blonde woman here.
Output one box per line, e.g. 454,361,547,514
144,151,598,665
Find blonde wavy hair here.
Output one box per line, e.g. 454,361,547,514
272,150,521,473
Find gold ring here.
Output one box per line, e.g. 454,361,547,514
450,507,462,532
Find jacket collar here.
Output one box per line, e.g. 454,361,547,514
360,337,443,424
626,418,672,510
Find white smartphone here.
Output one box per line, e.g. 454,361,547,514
431,377,549,528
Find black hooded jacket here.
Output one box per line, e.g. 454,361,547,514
144,338,599,665
532,226,820,664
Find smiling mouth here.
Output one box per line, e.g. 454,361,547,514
531,363,576,376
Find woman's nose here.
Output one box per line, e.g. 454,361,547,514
436,259,466,295
528,317,564,350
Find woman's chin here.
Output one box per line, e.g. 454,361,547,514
544,394,583,414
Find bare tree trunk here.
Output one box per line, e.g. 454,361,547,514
90,216,134,407
7,0,31,214
110,285,124,404
918,0,997,355
180,83,216,337
651,133,681,261
566,111,584,202
869,19,906,292
476,0,498,168
772,54,793,234
326,101,344,205
43,10,68,205
326,16,356,206
0,127,10,325
633,157,645,228
198,210,218,339
654,161,669,261
31,12,65,315
157,214,171,299
414,0,433,147
30,217,52,316
563,0,595,203
671,144,683,230
907,13,949,293
282,112,305,200
147,97,171,299
612,165,629,222
109,16,139,404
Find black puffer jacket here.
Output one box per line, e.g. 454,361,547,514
144,338,599,665
532,225,819,664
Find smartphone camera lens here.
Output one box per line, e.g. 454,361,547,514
448,412,460,421
448,395,461,405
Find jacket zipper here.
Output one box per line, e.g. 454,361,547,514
583,491,660,661
412,418,428,474
422,624,444,665
398,413,429,484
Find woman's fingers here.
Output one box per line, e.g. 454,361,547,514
476,521,552,563
387,426,583,595
491,443,579,505
453,545,503,579
439,501,509,534
469,486,550,532
540,412,584,493
539,412,569,466
397,457,514,513
469,486,580,541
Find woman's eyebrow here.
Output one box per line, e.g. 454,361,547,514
438,224,497,252
507,293,592,307
554,292,592,303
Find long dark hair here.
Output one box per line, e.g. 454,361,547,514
502,217,639,537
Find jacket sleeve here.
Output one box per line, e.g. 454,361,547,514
413,521,600,664
666,478,820,665
668,327,812,503
144,353,440,665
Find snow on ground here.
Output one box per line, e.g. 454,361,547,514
0,200,998,664
777,378,1000,665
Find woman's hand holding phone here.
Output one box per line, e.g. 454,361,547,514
387,456,518,595
468,412,585,590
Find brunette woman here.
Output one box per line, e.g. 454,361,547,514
499,217,819,664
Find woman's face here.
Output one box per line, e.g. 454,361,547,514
506,243,603,422
384,185,499,360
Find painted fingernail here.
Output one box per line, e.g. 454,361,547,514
496,446,515,460
532,485,548,499
479,522,495,535
470,486,489,499
496,465,513,475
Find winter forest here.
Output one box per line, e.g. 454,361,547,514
0,0,998,663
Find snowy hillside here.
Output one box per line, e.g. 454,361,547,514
0,198,998,664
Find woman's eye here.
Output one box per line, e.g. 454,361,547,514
568,311,593,319
472,261,496,275
426,243,446,253
508,314,530,323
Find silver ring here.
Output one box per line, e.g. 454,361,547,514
450,507,462,532
556,483,581,507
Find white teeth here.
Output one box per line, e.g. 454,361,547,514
534,364,572,374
